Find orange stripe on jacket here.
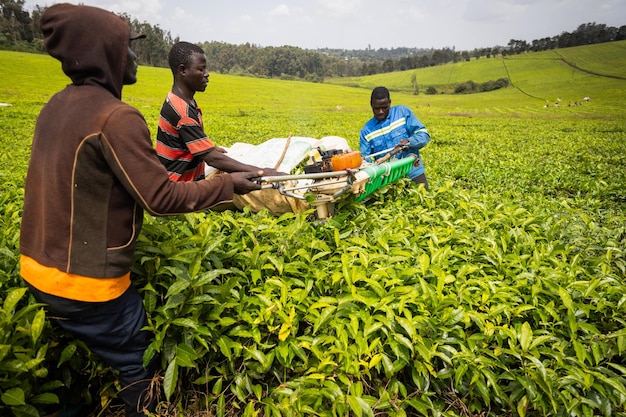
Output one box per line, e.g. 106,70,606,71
20,255,131,302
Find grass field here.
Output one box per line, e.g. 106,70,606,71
1,42,625,182
326,40,626,114
0,42,625,416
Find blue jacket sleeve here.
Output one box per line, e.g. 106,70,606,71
359,127,372,161
402,106,430,150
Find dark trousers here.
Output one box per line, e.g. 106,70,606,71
27,284,158,417
411,172,429,190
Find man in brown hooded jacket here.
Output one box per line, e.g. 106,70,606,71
19,4,264,416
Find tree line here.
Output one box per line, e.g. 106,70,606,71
1,0,624,81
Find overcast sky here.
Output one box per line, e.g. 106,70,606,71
23,0,626,50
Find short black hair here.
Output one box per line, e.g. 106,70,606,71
168,41,205,73
371,86,390,102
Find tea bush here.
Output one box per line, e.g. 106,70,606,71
0,47,625,416
130,179,625,416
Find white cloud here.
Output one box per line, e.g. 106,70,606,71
20,0,626,50
464,0,528,22
316,0,362,16
268,4,291,17
239,14,253,23
104,0,165,23
172,6,193,21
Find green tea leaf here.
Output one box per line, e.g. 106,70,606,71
163,360,179,401
3,287,27,313
1,387,25,406
519,322,532,352
175,343,198,368
57,343,77,367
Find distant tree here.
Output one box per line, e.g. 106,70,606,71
411,73,418,95
572,22,613,44
480,78,509,92
507,39,528,54
454,80,478,94
0,0,33,45
431,47,455,65
303,51,324,80
382,58,395,73
397,55,413,71
29,5,43,45
122,14,173,67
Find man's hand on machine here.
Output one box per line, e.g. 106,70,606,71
389,140,409,156
230,170,265,194
396,140,410,150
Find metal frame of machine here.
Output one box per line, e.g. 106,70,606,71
257,152,417,219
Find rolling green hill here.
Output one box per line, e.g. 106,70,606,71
325,40,626,117
0,41,624,178
2,40,625,123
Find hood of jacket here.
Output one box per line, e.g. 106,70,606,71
40,3,133,99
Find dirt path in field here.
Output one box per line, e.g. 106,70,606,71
498,57,547,101
553,51,626,81
498,52,626,104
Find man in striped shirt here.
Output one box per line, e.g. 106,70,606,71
359,86,431,190
156,41,280,182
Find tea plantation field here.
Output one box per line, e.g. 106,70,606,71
0,42,625,417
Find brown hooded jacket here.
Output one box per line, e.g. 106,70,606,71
20,3,235,281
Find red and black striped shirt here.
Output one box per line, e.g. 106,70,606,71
156,92,215,181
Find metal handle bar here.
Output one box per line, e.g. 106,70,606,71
257,169,359,184
362,143,409,161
